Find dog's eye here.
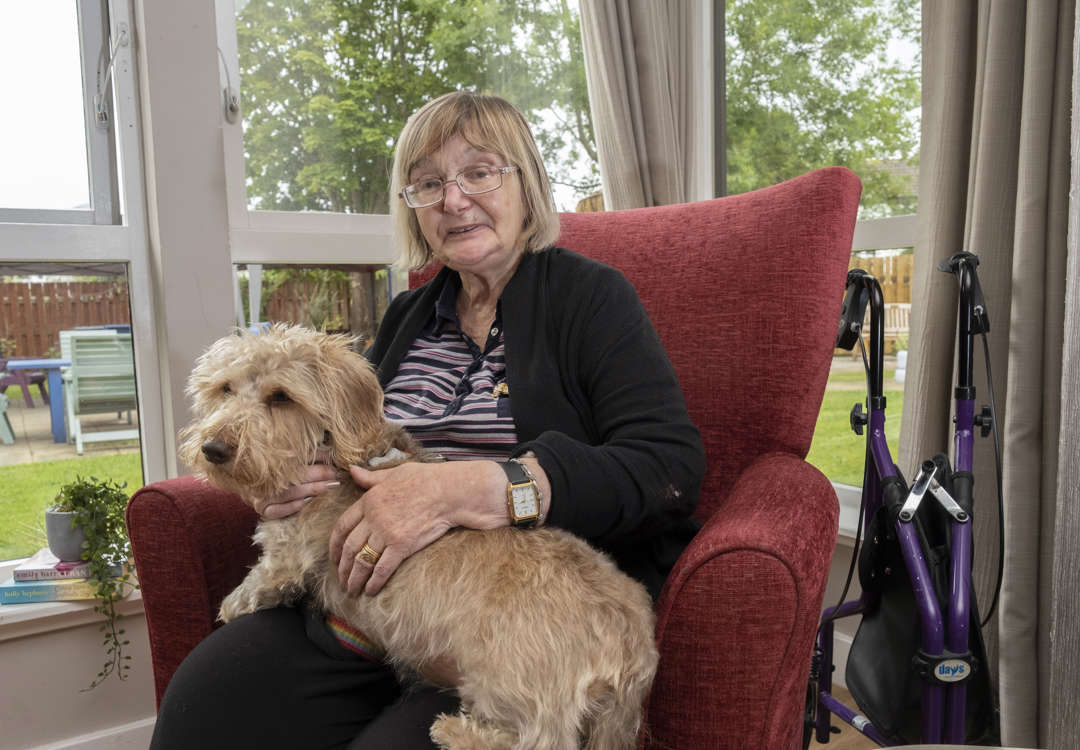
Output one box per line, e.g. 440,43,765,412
268,390,291,405
222,383,231,395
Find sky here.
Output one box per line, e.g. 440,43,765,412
0,2,91,211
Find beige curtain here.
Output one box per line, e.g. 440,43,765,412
1048,8,1080,747
579,0,696,209
902,1,1073,745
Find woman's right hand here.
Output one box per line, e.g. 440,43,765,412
253,460,342,519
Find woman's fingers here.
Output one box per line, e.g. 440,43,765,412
332,463,455,596
255,465,342,519
362,544,406,596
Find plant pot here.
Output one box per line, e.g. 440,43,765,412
45,510,87,562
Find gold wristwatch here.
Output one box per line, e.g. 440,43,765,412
499,459,541,528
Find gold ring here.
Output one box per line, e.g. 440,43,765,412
356,544,381,566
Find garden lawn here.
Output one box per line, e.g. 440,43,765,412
0,453,144,560
807,388,904,487
4,383,48,402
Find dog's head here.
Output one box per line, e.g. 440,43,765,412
178,324,386,502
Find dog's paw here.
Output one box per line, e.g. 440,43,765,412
218,585,268,623
430,713,515,750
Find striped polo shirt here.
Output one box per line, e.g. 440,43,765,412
382,275,518,460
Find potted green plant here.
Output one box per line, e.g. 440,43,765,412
48,475,137,689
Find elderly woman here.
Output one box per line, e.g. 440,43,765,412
151,91,704,750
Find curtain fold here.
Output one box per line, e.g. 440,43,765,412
902,1,1073,745
1048,12,1080,746
579,0,696,209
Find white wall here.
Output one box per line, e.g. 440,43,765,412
0,597,156,749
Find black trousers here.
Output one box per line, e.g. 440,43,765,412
150,606,459,749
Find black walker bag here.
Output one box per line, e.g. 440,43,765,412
844,454,1000,745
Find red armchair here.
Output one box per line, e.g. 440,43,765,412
128,167,860,748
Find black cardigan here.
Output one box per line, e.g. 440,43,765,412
367,248,705,598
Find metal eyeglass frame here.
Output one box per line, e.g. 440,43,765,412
399,165,520,208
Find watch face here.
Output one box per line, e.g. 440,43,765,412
511,484,537,517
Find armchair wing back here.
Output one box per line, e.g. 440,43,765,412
128,167,861,748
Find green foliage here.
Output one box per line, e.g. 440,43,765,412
236,1,919,215
726,0,921,216
0,336,15,358
239,267,349,329
237,0,597,212
51,475,137,690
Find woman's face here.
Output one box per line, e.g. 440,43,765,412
409,134,527,280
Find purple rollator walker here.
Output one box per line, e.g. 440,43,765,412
806,252,1001,747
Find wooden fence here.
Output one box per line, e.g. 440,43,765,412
3,258,910,359
0,281,131,358
835,254,913,356
850,254,912,303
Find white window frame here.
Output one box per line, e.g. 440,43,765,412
213,0,398,277
0,0,167,485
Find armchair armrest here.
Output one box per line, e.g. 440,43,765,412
127,476,259,705
645,452,839,750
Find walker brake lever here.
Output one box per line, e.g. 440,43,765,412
938,252,990,334
837,269,870,350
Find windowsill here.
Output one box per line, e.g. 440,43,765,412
0,557,144,642
834,482,863,546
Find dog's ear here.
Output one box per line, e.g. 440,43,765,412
314,333,386,465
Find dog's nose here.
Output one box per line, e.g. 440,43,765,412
201,439,236,465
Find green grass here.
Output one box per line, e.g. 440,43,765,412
0,453,144,560
807,388,903,487
825,368,896,384
3,383,48,402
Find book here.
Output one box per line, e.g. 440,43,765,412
12,548,123,582
0,576,99,604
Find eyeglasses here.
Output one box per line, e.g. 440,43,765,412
399,165,520,208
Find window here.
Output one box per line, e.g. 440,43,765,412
0,1,120,225
235,263,393,344
227,0,596,218
0,0,165,564
722,0,920,495
218,0,598,340
0,264,144,562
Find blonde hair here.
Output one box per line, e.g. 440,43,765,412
390,91,560,270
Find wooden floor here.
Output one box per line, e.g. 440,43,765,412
808,686,879,749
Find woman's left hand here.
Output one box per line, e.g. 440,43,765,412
330,460,505,596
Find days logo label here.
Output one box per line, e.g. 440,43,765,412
935,659,968,682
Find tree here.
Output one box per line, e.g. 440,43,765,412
725,0,920,217
236,0,597,213
236,0,919,217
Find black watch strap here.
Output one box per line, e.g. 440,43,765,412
499,459,540,527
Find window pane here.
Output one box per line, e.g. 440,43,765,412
236,264,393,347
0,263,144,562
806,248,910,487
235,0,597,213
725,0,920,219
0,3,91,211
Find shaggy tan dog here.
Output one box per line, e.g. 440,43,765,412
178,324,658,750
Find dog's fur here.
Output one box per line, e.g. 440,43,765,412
179,324,658,749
